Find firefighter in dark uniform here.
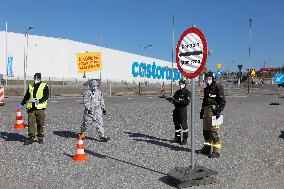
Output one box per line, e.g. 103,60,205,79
167,80,191,145
18,73,49,145
198,72,226,158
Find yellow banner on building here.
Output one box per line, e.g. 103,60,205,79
77,52,102,73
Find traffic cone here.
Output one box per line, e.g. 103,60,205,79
73,134,88,161
13,109,26,129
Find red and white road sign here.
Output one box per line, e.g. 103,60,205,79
176,27,208,78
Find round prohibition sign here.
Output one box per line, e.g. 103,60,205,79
176,27,208,79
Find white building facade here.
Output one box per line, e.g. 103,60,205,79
0,31,183,83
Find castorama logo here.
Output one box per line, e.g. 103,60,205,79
132,62,183,81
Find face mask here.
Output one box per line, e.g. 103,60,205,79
34,79,40,84
90,84,98,91
206,79,212,85
180,84,185,89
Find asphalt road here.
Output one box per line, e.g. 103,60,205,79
0,93,284,189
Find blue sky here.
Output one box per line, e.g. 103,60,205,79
0,0,283,72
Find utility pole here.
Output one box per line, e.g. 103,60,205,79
5,21,8,86
170,0,175,96
247,18,252,94
23,26,34,94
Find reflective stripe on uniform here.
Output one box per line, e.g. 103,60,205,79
213,143,221,149
209,94,217,98
213,125,220,129
203,142,212,146
175,129,181,132
182,129,188,132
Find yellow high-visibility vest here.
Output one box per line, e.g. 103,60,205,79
26,82,48,109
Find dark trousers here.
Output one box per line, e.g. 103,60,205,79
27,109,46,140
203,106,221,153
173,107,188,139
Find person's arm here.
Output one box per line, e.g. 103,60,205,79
83,91,93,114
21,88,30,105
217,85,226,112
98,91,106,115
184,90,191,105
39,85,49,103
200,90,205,119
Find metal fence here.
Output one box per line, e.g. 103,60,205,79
1,77,282,97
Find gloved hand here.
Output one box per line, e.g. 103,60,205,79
215,110,221,119
17,104,24,110
200,108,204,119
166,97,174,103
103,109,106,115
87,109,93,115
35,99,39,104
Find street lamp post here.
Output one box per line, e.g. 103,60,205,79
23,26,34,94
170,0,175,97
238,65,243,87
247,18,252,94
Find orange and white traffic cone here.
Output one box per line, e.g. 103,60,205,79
13,109,26,129
73,134,88,161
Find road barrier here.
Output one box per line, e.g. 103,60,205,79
0,85,5,105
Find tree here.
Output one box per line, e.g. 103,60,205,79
281,66,284,73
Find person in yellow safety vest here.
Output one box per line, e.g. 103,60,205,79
18,73,49,145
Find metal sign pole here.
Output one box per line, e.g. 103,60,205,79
191,78,195,170
167,26,218,188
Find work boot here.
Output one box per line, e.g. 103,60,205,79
170,137,181,144
181,131,188,145
180,139,187,145
38,139,44,144
99,136,110,142
209,152,220,158
196,147,211,155
77,132,86,140
24,138,35,145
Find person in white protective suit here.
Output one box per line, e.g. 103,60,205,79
78,79,110,142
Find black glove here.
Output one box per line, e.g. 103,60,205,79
103,109,106,115
166,97,175,104
87,109,93,114
215,109,221,119
200,108,204,119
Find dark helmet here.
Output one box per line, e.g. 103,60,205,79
34,73,41,79
205,72,214,78
179,79,186,85
205,72,216,81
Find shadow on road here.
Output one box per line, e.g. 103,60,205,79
159,176,175,188
133,138,191,152
0,132,26,142
124,131,169,142
53,131,77,138
85,149,167,175
125,131,191,152
53,130,94,140
279,131,284,140
63,152,74,159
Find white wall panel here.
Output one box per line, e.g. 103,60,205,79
0,31,183,83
